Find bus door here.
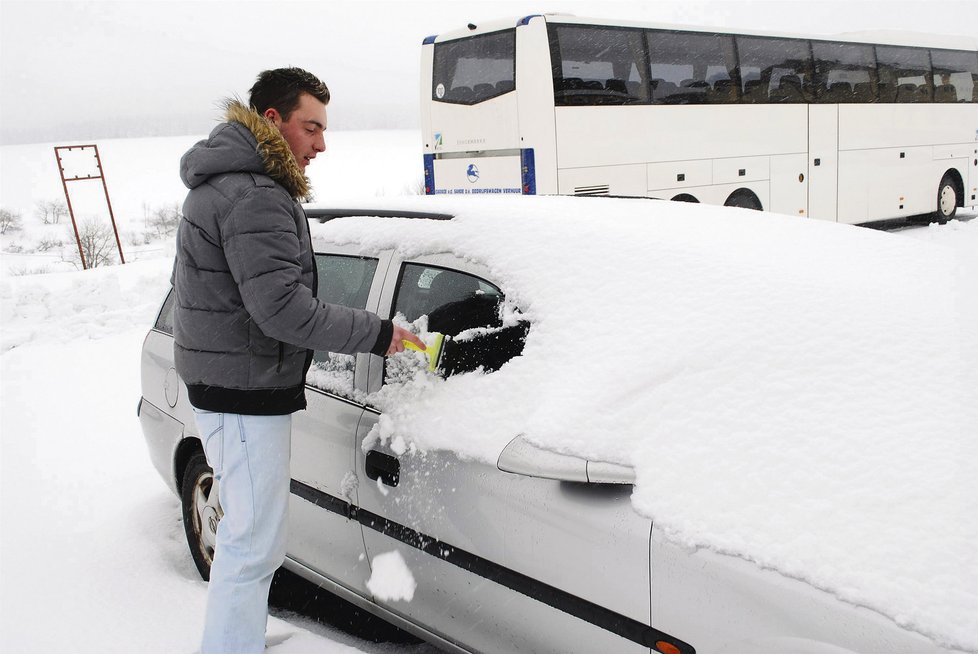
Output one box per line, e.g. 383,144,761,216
808,104,839,221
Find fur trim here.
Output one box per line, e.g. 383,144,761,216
222,99,310,200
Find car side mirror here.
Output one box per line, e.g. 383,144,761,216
497,435,635,485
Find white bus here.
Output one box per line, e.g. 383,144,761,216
420,14,978,224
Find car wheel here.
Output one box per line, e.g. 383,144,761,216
181,451,221,581
934,173,958,224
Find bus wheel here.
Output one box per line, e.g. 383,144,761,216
671,194,699,203
934,173,958,224
724,189,763,211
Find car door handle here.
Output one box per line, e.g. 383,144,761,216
365,450,400,487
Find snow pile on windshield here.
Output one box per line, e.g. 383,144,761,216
311,195,978,651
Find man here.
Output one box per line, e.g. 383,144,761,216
171,67,423,654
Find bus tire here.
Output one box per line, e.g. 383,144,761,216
724,189,763,211
671,193,699,203
934,172,958,224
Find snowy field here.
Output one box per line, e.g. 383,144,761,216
1,131,977,653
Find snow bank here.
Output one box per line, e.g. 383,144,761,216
311,196,978,651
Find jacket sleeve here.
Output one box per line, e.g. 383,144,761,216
219,184,386,355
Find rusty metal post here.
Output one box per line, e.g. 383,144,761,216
92,146,125,264
54,146,88,270
53,144,126,269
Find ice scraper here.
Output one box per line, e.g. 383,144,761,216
403,333,446,372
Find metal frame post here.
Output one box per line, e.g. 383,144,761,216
53,144,125,269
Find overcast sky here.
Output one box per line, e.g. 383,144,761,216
1,0,976,145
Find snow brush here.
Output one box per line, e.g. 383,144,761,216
403,333,446,372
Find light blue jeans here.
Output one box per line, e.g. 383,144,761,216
193,410,292,654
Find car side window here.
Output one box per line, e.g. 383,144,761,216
154,288,176,335
386,263,529,384
307,254,379,399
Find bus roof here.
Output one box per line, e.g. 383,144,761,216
427,13,978,53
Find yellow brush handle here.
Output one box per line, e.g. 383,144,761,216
402,333,445,372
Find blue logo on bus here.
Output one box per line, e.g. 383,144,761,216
466,164,480,183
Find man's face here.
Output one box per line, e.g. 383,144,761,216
264,92,327,170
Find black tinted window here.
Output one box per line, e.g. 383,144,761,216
307,254,378,399
877,45,932,102
387,263,527,380
549,25,648,105
154,288,176,335
813,41,878,103
433,30,515,104
647,30,739,104
737,36,813,103
931,49,977,103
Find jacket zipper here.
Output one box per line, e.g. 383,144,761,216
276,341,285,373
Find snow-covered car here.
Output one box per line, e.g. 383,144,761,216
138,196,973,654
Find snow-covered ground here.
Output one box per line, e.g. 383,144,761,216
1,130,976,652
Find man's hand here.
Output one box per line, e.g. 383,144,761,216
387,325,426,356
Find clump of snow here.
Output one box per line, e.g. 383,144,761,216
365,551,417,602
311,195,978,652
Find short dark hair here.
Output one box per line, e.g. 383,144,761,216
248,67,330,119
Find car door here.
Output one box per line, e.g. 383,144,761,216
287,245,391,593
355,253,655,654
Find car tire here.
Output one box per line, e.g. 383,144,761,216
181,451,221,581
934,173,958,224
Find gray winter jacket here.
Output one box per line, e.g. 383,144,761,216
172,100,392,415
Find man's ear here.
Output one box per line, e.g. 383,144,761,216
263,107,281,125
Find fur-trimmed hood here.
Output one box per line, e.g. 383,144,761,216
180,99,310,199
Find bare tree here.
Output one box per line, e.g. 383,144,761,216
51,199,68,225
64,218,117,269
34,199,68,225
147,203,182,239
0,208,23,234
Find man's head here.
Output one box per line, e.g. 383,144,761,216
249,68,329,170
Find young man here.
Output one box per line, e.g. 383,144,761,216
171,67,423,654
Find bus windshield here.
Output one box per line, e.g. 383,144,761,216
432,29,516,105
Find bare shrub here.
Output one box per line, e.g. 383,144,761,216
0,207,23,234
37,235,66,252
64,218,118,269
34,199,68,225
147,203,182,239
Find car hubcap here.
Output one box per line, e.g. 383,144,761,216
192,471,221,564
939,185,955,216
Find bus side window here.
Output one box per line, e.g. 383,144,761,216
549,25,650,105
812,41,878,103
646,30,739,105
930,49,978,103
877,45,933,103
736,36,814,103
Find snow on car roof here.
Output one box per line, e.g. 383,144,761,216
309,194,977,652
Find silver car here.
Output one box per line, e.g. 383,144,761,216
139,203,959,654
